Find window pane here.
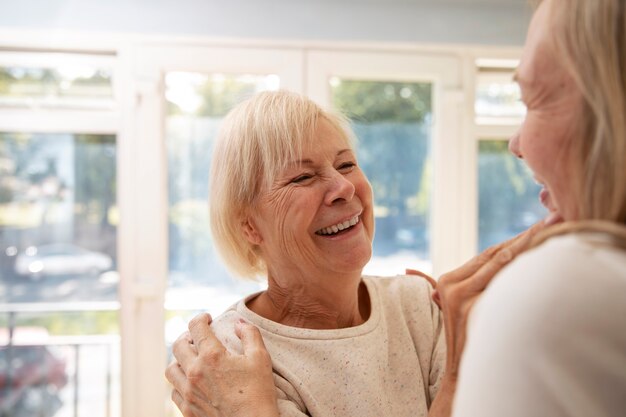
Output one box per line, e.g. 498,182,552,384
0,61,113,109
165,73,278,312
0,311,120,417
331,79,433,274
0,132,120,416
478,140,546,251
0,133,118,301
475,71,525,119
165,73,279,416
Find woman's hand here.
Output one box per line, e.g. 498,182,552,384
165,313,279,417
419,222,549,416
436,221,547,381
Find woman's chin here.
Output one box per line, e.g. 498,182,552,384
539,187,560,213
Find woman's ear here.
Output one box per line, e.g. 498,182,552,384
241,218,263,245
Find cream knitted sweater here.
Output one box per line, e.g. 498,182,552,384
211,275,446,417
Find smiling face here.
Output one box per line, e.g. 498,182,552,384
242,117,374,282
509,0,585,221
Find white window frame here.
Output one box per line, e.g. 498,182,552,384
471,53,525,255
0,45,127,416
0,30,526,417
130,44,304,417
306,49,469,276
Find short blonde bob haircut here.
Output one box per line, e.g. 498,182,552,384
209,90,356,280
533,0,626,248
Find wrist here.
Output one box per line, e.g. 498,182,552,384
240,403,279,417
440,373,458,393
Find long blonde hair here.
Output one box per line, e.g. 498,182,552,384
533,0,626,244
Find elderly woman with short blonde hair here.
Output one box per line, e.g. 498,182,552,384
167,90,460,417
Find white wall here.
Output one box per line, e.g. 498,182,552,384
0,0,531,46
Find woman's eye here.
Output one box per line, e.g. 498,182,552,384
291,174,313,184
338,162,356,171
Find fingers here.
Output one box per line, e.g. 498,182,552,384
235,320,269,357
172,389,215,417
405,268,437,289
188,313,225,353
458,247,514,294
431,290,442,309
172,331,199,373
165,359,187,390
171,389,195,417
456,221,543,293
441,221,546,285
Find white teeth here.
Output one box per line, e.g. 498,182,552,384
317,215,360,236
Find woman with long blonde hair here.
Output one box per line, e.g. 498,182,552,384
451,0,626,415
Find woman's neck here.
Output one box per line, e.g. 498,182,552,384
246,272,371,330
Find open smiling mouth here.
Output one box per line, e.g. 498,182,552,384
315,215,360,236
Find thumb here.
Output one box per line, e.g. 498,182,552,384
235,320,268,355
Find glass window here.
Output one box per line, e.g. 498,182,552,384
164,72,279,323
330,78,433,274
475,70,525,120
0,58,114,109
477,140,546,251
0,132,120,417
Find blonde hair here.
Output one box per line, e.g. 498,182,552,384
552,0,626,222
533,0,626,242
209,90,355,280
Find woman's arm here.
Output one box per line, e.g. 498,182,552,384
166,314,279,417
425,221,548,417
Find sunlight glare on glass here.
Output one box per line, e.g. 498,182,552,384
165,72,206,114
265,74,280,90
56,65,98,81
475,74,525,118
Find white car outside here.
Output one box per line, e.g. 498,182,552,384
14,243,113,279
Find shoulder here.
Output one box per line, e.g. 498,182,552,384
364,274,440,323
456,233,626,416
210,305,246,354
474,232,626,344
492,232,626,301
364,274,435,299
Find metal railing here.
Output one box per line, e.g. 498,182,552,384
1,303,120,417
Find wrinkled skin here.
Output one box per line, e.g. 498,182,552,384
166,222,548,417
166,314,278,417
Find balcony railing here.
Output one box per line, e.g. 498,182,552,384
1,303,120,417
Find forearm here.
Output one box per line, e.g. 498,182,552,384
428,376,456,417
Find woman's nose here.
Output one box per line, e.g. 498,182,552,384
324,172,355,205
509,129,523,158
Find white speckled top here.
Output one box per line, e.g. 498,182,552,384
211,275,446,417
454,233,626,417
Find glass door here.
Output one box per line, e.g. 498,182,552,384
0,52,121,417
307,50,466,276
132,44,303,417
474,59,544,251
